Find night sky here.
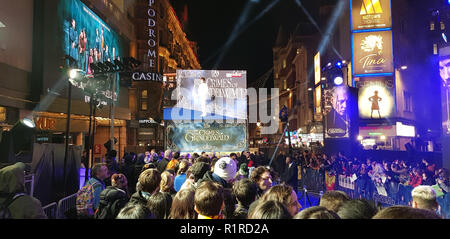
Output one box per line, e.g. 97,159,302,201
172,0,322,87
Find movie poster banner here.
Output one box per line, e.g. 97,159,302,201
356,76,395,119
175,70,247,120
439,46,450,135
351,0,392,31
324,86,350,138
352,30,393,75
165,121,248,153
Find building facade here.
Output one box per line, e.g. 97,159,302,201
127,0,201,153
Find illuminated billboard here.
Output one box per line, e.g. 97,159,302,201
315,52,321,85
439,46,450,135
165,121,248,153
356,76,395,119
175,70,247,119
351,0,392,31
314,86,322,121
59,0,123,73
324,86,350,138
352,30,393,75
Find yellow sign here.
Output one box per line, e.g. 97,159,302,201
315,86,322,114
360,0,383,15
352,0,391,31
314,52,321,85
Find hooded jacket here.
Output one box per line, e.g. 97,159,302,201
0,162,46,219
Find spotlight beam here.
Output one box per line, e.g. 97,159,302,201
204,0,280,67
213,0,257,69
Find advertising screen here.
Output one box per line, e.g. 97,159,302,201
324,86,350,138
439,46,450,135
59,0,123,72
351,0,392,31
352,30,393,75
175,70,247,119
165,121,248,153
356,76,395,119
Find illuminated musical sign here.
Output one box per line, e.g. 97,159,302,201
314,52,321,85
351,0,391,31
352,30,393,75
356,76,395,119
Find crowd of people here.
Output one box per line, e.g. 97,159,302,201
1,148,449,219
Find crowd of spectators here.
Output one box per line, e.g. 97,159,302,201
1,148,449,219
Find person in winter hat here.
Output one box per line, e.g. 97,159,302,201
200,157,237,188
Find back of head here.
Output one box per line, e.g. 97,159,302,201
337,199,378,219
412,185,438,211
294,206,340,219
194,181,224,217
91,163,106,179
213,157,237,183
319,190,350,213
249,200,292,219
137,169,161,194
146,192,173,219
0,162,26,194
116,203,154,219
177,160,190,175
160,171,174,192
232,178,257,207
260,184,293,208
170,188,197,219
173,151,180,160
164,149,172,159
111,173,128,190
372,206,441,219
190,162,210,182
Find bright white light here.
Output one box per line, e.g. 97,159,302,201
308,88,313,91
443,33,448,43
401,66,408,70
22,118,35,128
342,60,346,64
69,69,78,79
256,122,261,127
357,135,363,140
380,135,386,140
334,76,344,85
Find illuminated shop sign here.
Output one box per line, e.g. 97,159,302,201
147,0,157,69
351,0,392,31
314,52,321,85
352,30,393,75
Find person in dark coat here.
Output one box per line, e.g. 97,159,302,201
157,149,172,173
282,156,298,193
273,151,286,178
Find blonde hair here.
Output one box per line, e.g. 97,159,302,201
160,171,174,192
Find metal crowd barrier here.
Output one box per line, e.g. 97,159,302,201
42,202,57,219
24,173,35,197
56,193,78,219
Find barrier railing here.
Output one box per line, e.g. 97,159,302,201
24,173,35,197
42,202,57,219
56,193,78,219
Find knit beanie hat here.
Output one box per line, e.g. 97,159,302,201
214,157,237,182
191,162,210,182
238,163,248,176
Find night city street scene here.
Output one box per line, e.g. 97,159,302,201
2,0,450,222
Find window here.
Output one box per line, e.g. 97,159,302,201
297,48,301,54
0,107,5,122
141,90,148,98
283,59,287,68
441,21,445,30
433,44,438,55
141,101,148,111
430,21,435,31
283,80,287,90
141,90,148,111
404,91,412,112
